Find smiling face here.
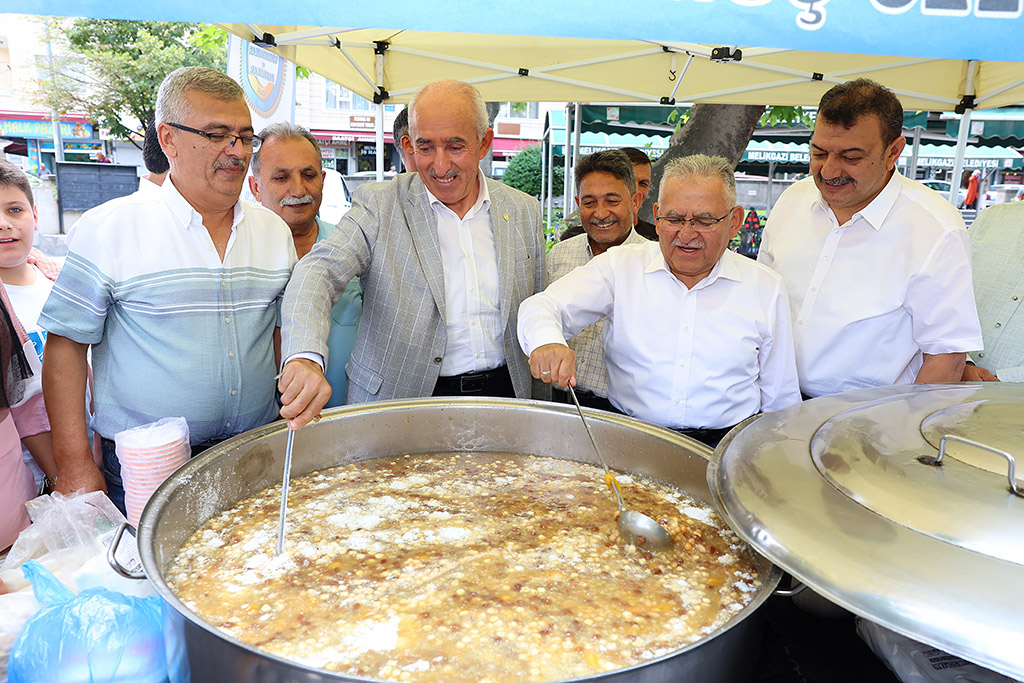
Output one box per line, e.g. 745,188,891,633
654,175,742,288
0,184,38,273
404,88,493,218
160,90,254,211
249,136,325,235
576,170,639,256
810,113,905,224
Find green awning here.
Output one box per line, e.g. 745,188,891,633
943,108,1024,145
738,140,1022,170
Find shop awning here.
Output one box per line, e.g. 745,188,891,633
943,108,1024,146
738,140,1022,170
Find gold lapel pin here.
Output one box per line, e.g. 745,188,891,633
503,213,509,221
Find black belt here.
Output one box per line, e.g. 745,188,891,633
433,365,514,397
674,425,735,449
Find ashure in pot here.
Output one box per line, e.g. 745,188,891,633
136,398,782,683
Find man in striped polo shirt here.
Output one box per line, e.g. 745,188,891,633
40,67,296,514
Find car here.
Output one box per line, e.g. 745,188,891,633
320,168,353,224
919,179,990,208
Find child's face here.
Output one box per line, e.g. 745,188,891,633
0,185,38,270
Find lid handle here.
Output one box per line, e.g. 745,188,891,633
918,434,1024,499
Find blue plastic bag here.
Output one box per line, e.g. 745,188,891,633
8,560,175,683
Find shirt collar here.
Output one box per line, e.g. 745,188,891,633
813,168,902,231
424,169,490,219
162,176,244,231
644,243,742,289
586,227,644,258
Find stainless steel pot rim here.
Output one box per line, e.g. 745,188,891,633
137,397,782,682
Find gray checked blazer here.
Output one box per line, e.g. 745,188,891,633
282,172,546,404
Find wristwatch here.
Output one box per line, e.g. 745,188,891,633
41,475,58,495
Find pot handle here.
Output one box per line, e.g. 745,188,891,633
106,522,147,580
918,435,1024,498
773,574,807,597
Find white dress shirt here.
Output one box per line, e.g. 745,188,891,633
759,171,983,398
426,171,505,376
518,242,801,430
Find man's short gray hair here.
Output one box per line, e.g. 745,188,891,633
659,154,738,207
155,66,245,125
251,122,322,176
408,80,489,141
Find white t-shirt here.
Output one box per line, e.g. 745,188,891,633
5,265,54,398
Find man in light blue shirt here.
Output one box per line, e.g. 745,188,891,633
250,122,362,407
41,67,295,512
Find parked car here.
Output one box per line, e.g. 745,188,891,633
320,169,353,224
919,179,990,208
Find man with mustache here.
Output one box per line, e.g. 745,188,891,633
39,67,295,512
278,80,545,424
249,122,362,407
758,79,982,398
546,150,649,410
519,154,800,447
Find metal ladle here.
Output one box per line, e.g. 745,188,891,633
567,385,674,551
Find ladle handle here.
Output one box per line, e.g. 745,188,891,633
276,427,296,556
567,385,625,512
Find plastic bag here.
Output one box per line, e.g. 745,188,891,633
0,490,148,597
856,618,1020,683
8,561,174,683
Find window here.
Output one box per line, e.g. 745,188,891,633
326,80,374,111
499,102,539,119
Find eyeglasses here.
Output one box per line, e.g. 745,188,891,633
167,122,262,151
655,210,735,233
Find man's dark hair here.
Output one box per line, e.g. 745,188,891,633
574,149,636,195
817,78,904,145
393,107,410,144
0,158,34,208
619,147,651,168
142,113,169,175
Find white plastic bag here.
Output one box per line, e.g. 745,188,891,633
856,618,1021,683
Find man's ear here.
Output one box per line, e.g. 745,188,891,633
248,175,261,202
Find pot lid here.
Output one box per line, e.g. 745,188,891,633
708,383,1024,680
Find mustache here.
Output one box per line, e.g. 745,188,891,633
588,217,619,228
429,169,457,180
213,158,247,171
671,236,704,249
280,194,315,207
818,172,853,187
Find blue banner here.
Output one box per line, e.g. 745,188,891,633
11,0,1023,63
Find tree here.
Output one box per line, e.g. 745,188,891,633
642,104,814,222
34,18,225,144
502,144,564,198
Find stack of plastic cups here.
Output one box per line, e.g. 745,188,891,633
115,417,191,529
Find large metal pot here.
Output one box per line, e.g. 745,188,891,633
135,398,781,683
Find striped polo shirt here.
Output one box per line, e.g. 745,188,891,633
40,179,296,444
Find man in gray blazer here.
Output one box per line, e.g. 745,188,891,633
279,80,545,426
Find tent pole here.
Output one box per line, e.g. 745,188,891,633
375,46,385,181
563,103,573,218
573,102,582,175
545,120,555,237
949,61,978,207
540,129,548,231
907,126,922,180
767,161,775,217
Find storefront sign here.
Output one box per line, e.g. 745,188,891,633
0,118,93,139
350,115,375,130
745,149,810,164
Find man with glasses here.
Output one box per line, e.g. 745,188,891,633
758,79,982,399
40,66,295,512
518,154,800,447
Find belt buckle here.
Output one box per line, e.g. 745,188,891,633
459,373,487,393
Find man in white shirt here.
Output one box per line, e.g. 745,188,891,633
279,80,545,426
519,154,801,447
548,150,649,411
759,79,982,398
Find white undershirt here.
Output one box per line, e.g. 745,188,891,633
426,170,505,376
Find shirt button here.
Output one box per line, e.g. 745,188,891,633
226,422,232,428
995,322,1002,328
231,389,237,396
979,352,985,357
221,281,227,288
1013,295,1019,301
433,356,443,364
228,351,235,358
798,319,805,325
811,286,817,292
225,316,231,323
683,326,689,332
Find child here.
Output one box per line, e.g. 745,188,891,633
0,160,58,500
